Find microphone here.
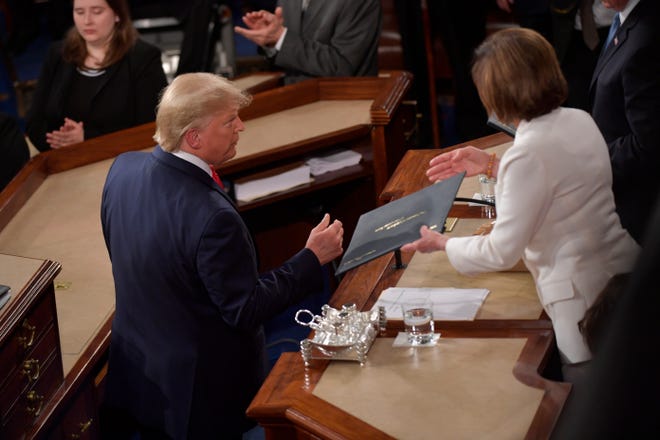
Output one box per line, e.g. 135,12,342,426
455,196,495,207
487,114,516,137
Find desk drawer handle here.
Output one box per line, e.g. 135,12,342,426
26,390,44,417
21,358,41,382
18,320,37,349
69,418,94,439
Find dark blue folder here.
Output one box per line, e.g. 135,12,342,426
335,172,465,275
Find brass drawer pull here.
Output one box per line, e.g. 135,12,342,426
26,390,44,417
69,418,94,439
21,359,41,382
18,319,37,349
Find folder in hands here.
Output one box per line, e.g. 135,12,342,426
335,172,465,275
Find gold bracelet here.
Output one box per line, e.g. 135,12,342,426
486,153,496,179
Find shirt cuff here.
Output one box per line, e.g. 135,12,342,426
274,27,287,51
262,27,286,57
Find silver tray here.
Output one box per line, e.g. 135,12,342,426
296,304,386,366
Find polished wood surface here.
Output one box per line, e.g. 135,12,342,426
0,254,63,439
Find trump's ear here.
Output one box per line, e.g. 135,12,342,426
183,129,201,150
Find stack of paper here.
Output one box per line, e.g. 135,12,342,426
306,150,362,176
234,165,312,203
371,286,490,321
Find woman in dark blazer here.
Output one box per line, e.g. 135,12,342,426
26,0,167,151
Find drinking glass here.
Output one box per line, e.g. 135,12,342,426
401,298,434,345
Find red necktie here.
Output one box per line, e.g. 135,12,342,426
210,166,225,190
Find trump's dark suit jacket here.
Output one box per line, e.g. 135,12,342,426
100,146,323,439
589,0,660,244
26,39,167,152
273,0,382,84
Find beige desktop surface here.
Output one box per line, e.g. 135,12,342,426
0,253,46,321
0,160,115,374
314,337,544,440
234,100,372,160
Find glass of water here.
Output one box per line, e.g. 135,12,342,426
478,174,496,205
401,298,434,345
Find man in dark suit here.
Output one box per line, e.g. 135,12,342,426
100,72,344,439
589,0,660,244
234,0,381,84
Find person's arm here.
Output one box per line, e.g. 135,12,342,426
446,149,550,274
274,0,382,77
426,146,500,183
198,210,342,331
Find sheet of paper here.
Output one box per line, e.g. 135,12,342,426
372,286,490,321
306,150,362,176
234,165,312,202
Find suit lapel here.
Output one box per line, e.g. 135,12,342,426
302,1,324,31
283,0,302,33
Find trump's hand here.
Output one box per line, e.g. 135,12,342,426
305,213,344,265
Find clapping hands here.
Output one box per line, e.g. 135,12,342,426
234,6,285,47
46,117,84,149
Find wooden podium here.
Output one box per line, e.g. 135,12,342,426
247,133,571,439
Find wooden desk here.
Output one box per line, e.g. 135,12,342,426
0,254,62,439
247,133,570,439
2,71,413,271
231,71,285,95
0,71,413,438
249,329,567,440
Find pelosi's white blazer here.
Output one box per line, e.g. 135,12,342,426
446,107,640,364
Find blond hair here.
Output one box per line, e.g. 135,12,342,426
154,73,252,152
471,27,567,125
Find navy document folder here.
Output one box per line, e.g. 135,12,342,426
335,172,465,275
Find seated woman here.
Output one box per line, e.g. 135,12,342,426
26,0,168,151
401,27,640,382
